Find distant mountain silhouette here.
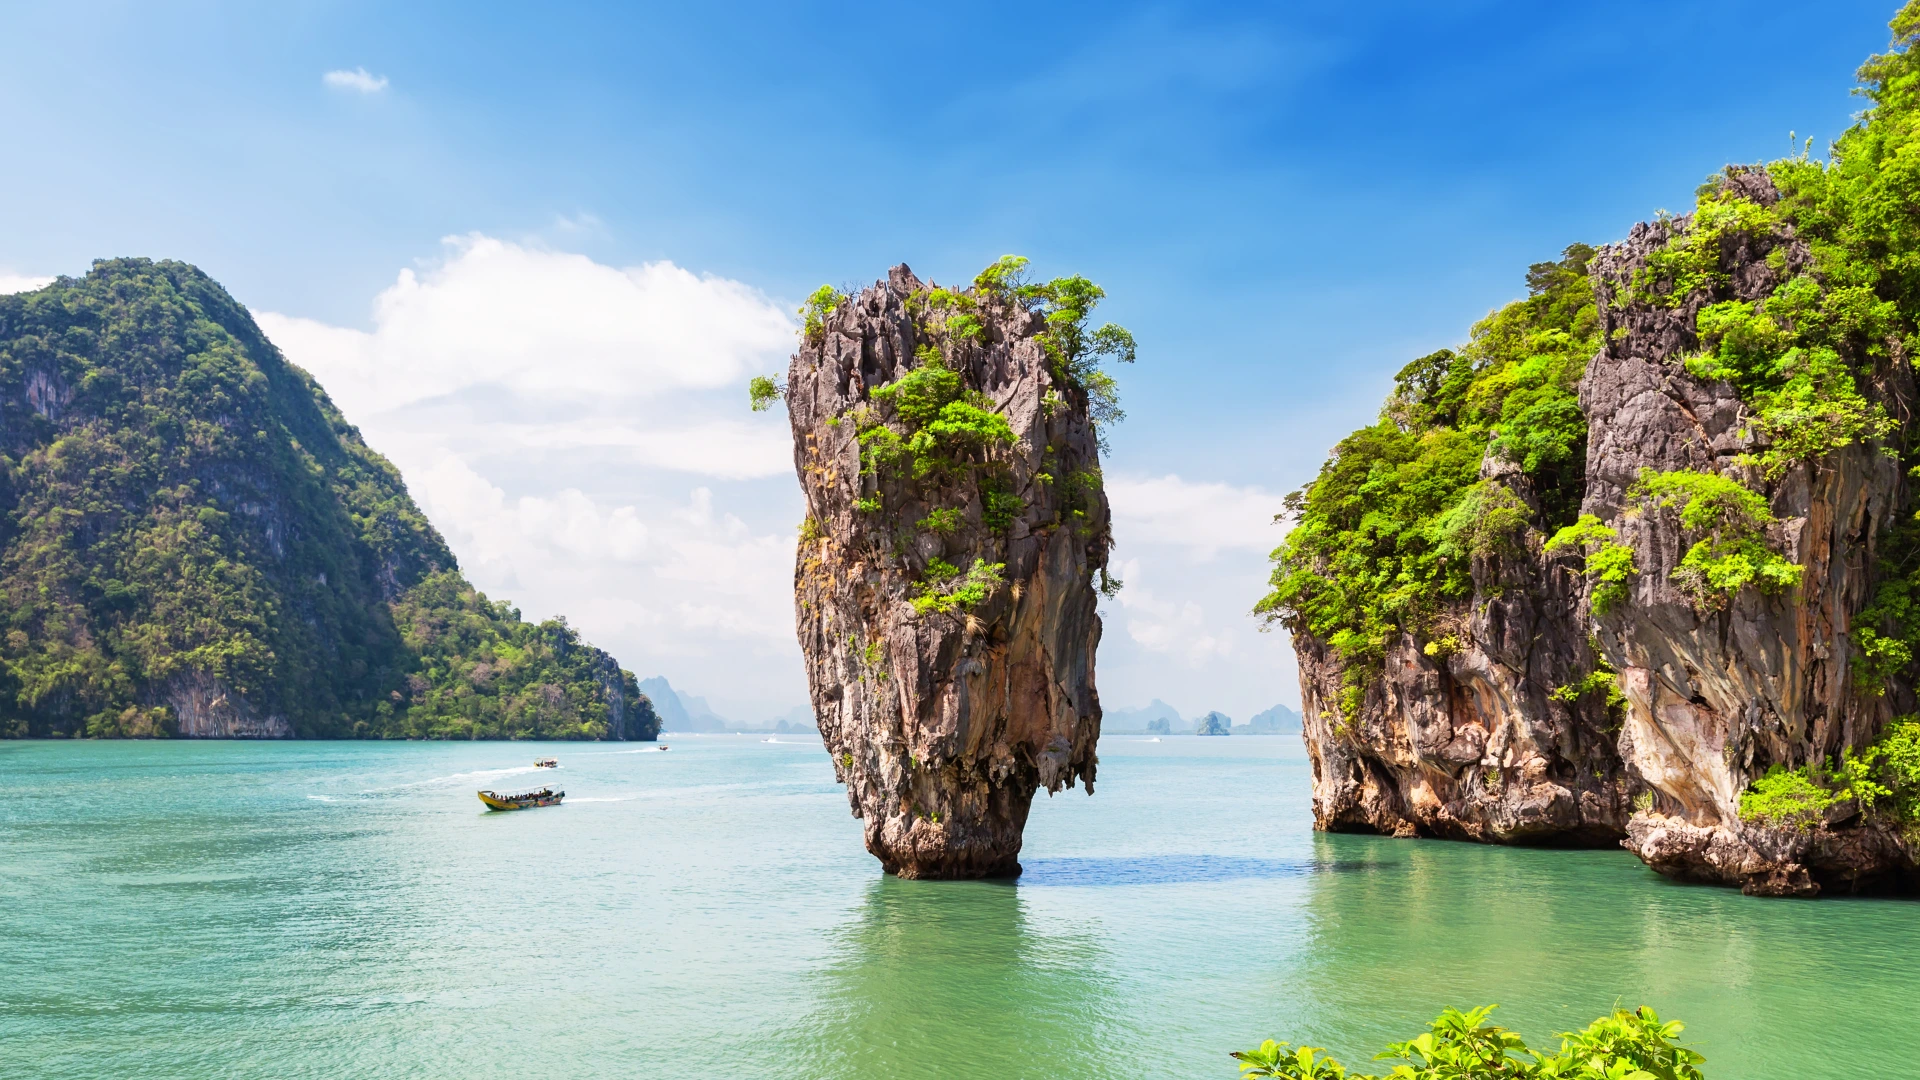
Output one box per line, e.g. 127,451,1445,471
639,676,731,732
1236,702,1302,735
1107,699,1182,732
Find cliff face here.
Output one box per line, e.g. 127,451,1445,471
1584,178,1916,895
1297,528,1631,845
785,264,1111,879
1292,171,1920,894
0,259,654,741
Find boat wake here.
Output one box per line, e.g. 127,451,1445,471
567,795,638,803
360,764,545,794
431,765,543,784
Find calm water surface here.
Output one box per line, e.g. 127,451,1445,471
2,736,1913,1078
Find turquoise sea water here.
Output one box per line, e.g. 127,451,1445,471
1,735,1913,1079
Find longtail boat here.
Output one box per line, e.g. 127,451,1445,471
478,787,564,810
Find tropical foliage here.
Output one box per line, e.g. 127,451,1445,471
1543,516,1637,615
1739,717,1920,828
0,260,654,739
1777,2,1920,694
1231,1005,1704,1080
1627,469,1802,610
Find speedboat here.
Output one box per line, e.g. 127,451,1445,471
534,757,558,768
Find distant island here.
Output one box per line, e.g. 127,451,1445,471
0,260,656,741
1104,699,1301,735
643,676,818,734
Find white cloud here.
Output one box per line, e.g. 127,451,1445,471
410,454,794,643
0,274,53,295
257,238,807,718
323,67,389,94
486,418,791,480
1107,472,1285,558
1109,558,1234,666
258,235,794,426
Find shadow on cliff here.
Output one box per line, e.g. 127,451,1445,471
1017,854,1394,886
786,876,1125,1079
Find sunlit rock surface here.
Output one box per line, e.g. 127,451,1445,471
785,265,1110,879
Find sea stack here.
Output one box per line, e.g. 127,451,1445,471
782,262,1117,878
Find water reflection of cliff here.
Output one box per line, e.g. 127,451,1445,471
791,876,1124,1080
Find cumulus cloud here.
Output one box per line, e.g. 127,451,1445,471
0,274,53,295
255,234,797,475
1111,558,1235,666
259,234,793,408
257,238,807,718
323,67,389,94
1106,472,1284,558
410,454,795,645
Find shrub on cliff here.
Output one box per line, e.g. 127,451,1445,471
1231,1004,1705,1080
1739,717,1920,829
0,259,654,739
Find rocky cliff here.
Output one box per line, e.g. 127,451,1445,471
1585,175,1917,895
1294,536,1631,846
783,262,1120,878
1284,161,1920,895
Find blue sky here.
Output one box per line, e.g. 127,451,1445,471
0,0,1900,723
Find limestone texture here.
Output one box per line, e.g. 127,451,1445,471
1295,172,1920,894
785,265,1110,879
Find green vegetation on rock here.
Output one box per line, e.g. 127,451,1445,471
1231,1004,1704,1080
0,259,655,739
1738,717,1920,829
797,256,1130,616
909,558,1005,616
1767,3,1920,693
1629,468,1802,610
1255,245,1598,717
386,573,649,740
1544,515,1637,615
748,375,783,412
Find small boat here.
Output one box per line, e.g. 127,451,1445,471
534,757,558,768
478,787,564,810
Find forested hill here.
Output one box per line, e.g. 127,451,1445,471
0,258,658,740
